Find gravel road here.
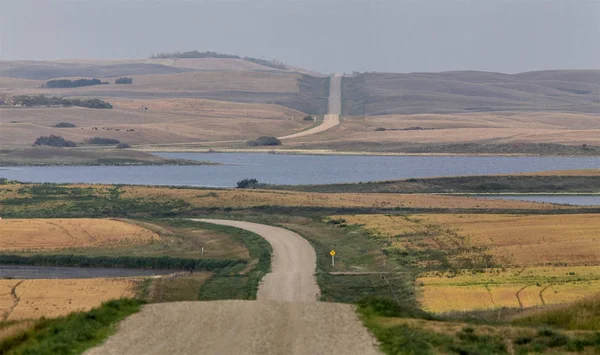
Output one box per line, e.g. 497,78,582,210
86,219,381,355
279,73,341,140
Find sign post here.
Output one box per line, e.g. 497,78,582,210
330,250,336,267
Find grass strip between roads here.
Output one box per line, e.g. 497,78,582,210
191,221,272,300
0,298,143,355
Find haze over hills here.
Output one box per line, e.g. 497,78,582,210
0,53,598,155
343,70,600,115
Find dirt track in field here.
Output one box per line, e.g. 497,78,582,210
279,73,341,139
86,219,380,355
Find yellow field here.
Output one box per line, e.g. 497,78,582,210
291,112,600,146
334,214,600,267
119,186,568,210
0,278,137,321
417,267,600,313
0,218,159,251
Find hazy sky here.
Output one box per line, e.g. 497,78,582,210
1,0,598,74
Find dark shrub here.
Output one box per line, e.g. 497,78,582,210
33,135,77,147
116,143,131,149
10,95,112,109
303,115,314,121
115,77,133,84
43,78,108,88
237,178,260,189
86,137,121,145
54,122,76,128
375,127,387,131
247,136,281,146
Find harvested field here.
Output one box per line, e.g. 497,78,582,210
417,267,600,313
0,98,310,148
335,214,600,267
0,278,136,321
119,186,569,210
288,112,600,147
0,218,159,251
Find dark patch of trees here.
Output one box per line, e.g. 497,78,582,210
10,95,112,109
86,137,121,145
116,143,131,149
247,136,282,146
33,135,77,147
115,77,133,84
42,78,108,88
237,178,262,189
0,254,244,271
149,50,286,69
303,115,315,121
54,122,77,128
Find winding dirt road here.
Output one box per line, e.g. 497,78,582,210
279,73,342,140
86,219,380,355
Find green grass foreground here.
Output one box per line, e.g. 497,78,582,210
358,297,600,355
0,298,144,355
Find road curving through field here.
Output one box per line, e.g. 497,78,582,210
278,73,342,140
191,219,320,302
86,218,381,355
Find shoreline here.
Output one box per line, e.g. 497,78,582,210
141,147,600,157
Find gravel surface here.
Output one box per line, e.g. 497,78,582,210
86,218,381,355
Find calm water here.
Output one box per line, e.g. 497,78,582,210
0,153,598,187
480,195,600,206
0,265,173,279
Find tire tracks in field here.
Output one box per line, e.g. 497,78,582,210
2,280,24,321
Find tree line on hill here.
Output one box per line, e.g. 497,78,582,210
33,135,126,148
115,77,133,84
42,78,109,88
149,50,286,69
10,95,112,109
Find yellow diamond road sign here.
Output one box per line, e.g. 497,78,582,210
330,250,336,256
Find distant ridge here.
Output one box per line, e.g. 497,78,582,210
342,70,600,115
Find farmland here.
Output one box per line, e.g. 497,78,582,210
0,218,159,251
417,267,600,313
334,214,600,267
0,278,136,321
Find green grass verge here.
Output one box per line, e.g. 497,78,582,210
0,298,143,355
195,222,272,300
357,297,600,354
513,294,600,331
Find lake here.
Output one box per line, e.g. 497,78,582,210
1,153,598,187
0,265,174,279
479,195,600,206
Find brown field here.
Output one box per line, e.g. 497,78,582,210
335,214,600,267
0,218,159,251
0,97,310,148
286,112,600,146
0,278,137,321
417,267,600,313
118,186,571,210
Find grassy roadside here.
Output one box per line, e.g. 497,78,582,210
357,297,600,354
0,299,144,355
266,174,600,194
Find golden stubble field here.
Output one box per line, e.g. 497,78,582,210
335,213,600,313
286,112,600,146
0,98,309,148
0,218,159,251
119,186,570,210
417,267,600,313
335,214,600,267
0,278,137,321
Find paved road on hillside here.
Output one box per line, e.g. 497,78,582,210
87,219,380,355
279,73,342,140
